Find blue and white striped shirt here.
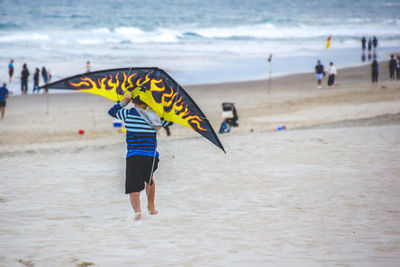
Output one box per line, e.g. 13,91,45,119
108,103,172,159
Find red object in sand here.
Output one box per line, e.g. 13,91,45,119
78,129,85,135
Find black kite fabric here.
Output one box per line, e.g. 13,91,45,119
42,67,225,152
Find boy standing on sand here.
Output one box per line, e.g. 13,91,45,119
389,55,396,80
0,83,9,120
371,59,379,88
315,60,325,89
108,93,173,220
8,59,14,83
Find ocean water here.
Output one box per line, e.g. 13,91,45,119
0,0,399,89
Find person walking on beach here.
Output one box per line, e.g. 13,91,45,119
372,36,378,52
41,67,49,94
327,62,337,86
371,59,379,88
108,93,173,220
367,38,372,60
0,83,9,120
389,55,396,80
315,60,325,89
33,68,40,93
367,39,372,52
361,37,366,50
361,37,367,62
396,56,400,81
86,61,91,73
8,59,14,83
20,63,29,94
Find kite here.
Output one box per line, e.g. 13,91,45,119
325,36,332,49
40,67,225,152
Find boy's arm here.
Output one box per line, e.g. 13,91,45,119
108,94,131,121
108,102,125,120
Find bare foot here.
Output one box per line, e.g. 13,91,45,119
148,203,158,215
148,209,158,215
134,212,142,220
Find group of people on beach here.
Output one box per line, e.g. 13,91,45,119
360,36,381,87
315,57,396,89
0,60,52,120
389,54,400,81
361,36,378,62
315,36,397,89
361,36,378,53
368,53,400,88
8,59,51,95
314,60,337,89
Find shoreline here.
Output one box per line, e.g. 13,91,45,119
188,57,396,88
2,46,399,94
4,56,396,97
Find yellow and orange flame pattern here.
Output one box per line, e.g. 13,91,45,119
69,72,136,102
68,72,206,132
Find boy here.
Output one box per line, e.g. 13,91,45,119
0,83,9,120
108,93,172,220
315,60,325,89
8,59,14,83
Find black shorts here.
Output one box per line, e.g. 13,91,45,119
0,101,5,107
125,155,159,194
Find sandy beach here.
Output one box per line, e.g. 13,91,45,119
1,62,400,266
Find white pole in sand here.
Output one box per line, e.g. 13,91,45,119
267,54,273,94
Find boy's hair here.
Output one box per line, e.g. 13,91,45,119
132,96,146,106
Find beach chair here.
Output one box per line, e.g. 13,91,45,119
219,102,239,134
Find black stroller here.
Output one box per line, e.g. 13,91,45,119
219,102,239,134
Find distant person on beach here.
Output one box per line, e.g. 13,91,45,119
361,37,366,50
8,59,14,83
372,36,378,52
41,67,49,94
367,39,372,52
86,61,91,72
367,38,372,60
0,83,9,120
315,60,325,89
33,68,40,93
327,62,337,86
20,63,29,94
108,93,173,220
396,56,400,81
389,55,396,80
371,59,379,88
41,67,49,84
361,37,367,62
